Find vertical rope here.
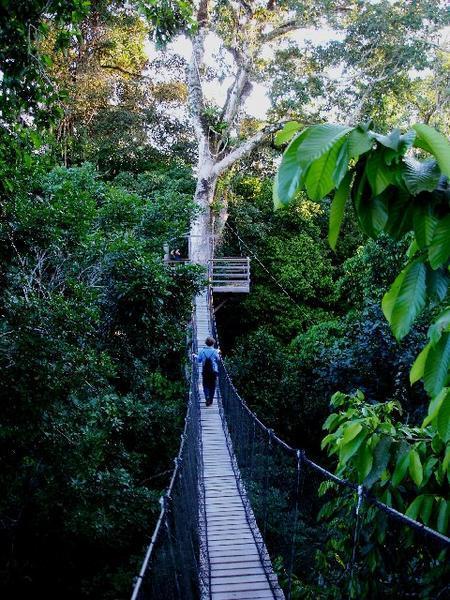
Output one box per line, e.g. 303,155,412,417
287,449,304,599
262,428,273,539
350,484,364,573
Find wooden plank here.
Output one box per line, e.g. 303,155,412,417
196,290,279,600
212,580,272,592
212,590,275,600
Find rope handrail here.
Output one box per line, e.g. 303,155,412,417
208,286,450,547
209,294,450,549
130,312,204,600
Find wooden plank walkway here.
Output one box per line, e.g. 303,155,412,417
195,292,283,600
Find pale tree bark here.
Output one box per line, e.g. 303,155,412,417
187,1,306,264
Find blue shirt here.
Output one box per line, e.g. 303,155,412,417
197,347,220,374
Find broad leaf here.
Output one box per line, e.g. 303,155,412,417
342,421,362,445
328,172,351,250
305,136,346,201
275,128,312,206
355,191,388,238
382,260,427,340
339,429,367,464
275,121,301,146
437,392,450,442
413,124,450,178
413,203,438,249
424,332,450,398
409,449,423,487
406,495,424,520
384,189,414,240
296,124,353,168
422,388,447,428
426,268,449,304
403,158,441,194
348,127,374,159
410,343,430,384
372,129,401,151
356,442,373,480
428,309,450,345
365,151,395,196
391,448,410,487
428,214,450,269
436,498,449,534
364,436,392,488
420,495,434,526
332,139,350,187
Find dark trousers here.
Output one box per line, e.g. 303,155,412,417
202,374,217,405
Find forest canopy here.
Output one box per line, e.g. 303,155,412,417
0,0,449,598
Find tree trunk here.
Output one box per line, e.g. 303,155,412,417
189,151,218,264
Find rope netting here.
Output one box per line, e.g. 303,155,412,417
131,318,208,600
213,334,450,598
132,291,449,600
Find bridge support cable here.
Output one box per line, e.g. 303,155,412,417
131,317,206,600
197,290,283,599
209,291,450,600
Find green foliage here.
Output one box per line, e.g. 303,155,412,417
275,122,450,451
139,0,195,46
322,390,449,534
0,159,202,597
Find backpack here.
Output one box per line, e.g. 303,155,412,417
203,353,216,379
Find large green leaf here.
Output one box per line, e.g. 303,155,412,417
428,309,450,345
422,387,447,428
437,392,450,442
348,127,374,159
339,429,367,464
410,342,431,384
305,136,346,201
332,139,350,187
328,172,351,250
296,123,353,168
413,124,450,178
413,203,439,249
384,189,414,240
274,121,301,146
420,495,434,526
382,260,427,340
354,189,388,238
365,151,395,196
372,129,402,151
342,421,363,445
426,267,449,304
275,128,312,206
436,498,449,534
424,332,450,398
364,436,392,488
409,449,423,487
356,442,373,480
391,447,410,487
406,495,424,520
428,214,450,269
403,158,441,194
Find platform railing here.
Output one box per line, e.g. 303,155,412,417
209,257,250,293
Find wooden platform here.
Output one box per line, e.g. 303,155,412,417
195,292,283,600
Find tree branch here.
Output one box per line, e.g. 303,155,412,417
213,122,282,176
100,63,143,78
259,19,305,44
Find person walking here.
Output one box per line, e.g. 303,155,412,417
195,337,220,406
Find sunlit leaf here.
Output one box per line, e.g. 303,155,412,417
413,124,450,178
328,172,351,250
382,260,427,340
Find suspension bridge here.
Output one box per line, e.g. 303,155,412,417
131,284,450,600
